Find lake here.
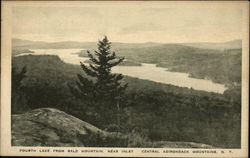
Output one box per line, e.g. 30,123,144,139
17,49,227,93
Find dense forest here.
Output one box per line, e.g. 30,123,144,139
13,38,242,85
77,43,242,86
114,45,241,85
12,53,241,148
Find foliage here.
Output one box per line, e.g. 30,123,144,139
68,36,128,127
116,45,241,85
11,66,28,113
123,89,241,148
79,128,156,147
12,66,27,91
11,55,241,148
83,58,142,66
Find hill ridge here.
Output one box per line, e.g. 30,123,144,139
12,108,214,148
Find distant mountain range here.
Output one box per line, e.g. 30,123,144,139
12,38,162,50
12,38,242,50
182,40,242,50
12,38,242,85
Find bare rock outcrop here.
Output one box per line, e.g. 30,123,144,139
11,108,108,146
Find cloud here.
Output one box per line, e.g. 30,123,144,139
119,23,166,34
12,7,102,35
11,4,243,43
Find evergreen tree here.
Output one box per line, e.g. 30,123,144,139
11,66,27,113
69,36,127,127
12,66,27,92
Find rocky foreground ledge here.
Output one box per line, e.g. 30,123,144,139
12,108,213,148
12,108,109,146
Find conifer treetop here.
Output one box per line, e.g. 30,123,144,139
70,36,127,102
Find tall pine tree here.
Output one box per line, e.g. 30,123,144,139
11,66,27,114
69,36,127,127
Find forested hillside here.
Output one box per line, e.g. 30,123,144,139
12,55,241,148
75,43,242,86
114,45,241,85
182,40,242,50
12,38,242,85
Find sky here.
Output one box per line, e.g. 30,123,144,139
12,3,243,43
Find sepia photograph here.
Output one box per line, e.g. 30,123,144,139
1,1,249,157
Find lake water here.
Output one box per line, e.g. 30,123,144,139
17,49,227,93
